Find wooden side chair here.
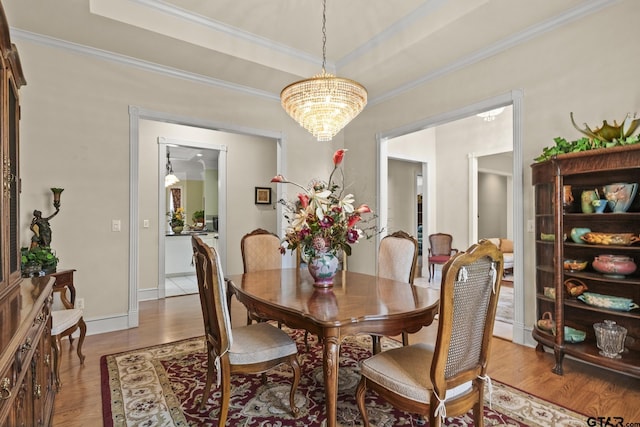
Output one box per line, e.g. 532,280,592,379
427,233,459,282
240,228,282,325
356,239,503,427
191,236,301,424
372,230,419,352
50,270,86,391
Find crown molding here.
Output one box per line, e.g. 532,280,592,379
370,0,618,106
10,0,618,107
11,28,279,102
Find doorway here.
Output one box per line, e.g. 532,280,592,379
158,140,225,298
376,91,525,344
128,106,284,328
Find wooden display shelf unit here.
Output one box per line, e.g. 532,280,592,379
531,144,640,379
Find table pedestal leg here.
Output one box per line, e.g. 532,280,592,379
322,335,340,427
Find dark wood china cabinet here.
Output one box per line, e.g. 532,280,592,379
0,1,56,425
531,144,640,379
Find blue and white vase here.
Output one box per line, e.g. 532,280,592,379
308,251,339,288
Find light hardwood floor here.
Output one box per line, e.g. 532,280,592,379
52,294,640,426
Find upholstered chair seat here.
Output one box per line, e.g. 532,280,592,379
192,235,301,426
356,240,503,427
227,322,298,365
50,278,86,391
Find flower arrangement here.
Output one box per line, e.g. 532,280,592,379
168,207,185,227
271,149,375,261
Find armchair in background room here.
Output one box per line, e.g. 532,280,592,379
485,238,513,276
427,233,458,282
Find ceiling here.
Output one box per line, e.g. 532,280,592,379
4,0,614,105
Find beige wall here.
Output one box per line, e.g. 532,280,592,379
17,41,336,325
15,1,640,332
344,1,640,330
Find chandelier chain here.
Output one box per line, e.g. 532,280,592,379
279,0,367,141
321,0,327,72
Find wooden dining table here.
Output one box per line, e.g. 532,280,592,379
227,268,440,427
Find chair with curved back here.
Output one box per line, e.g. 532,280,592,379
240,228,282,325
356,239,504,427
50,270,86,391
428,233,458,282
191,235,301,424
372,230,419,353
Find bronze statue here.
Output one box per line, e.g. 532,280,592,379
30,207,59,249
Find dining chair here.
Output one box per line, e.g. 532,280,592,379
50,278,86,391
356,239,503,427
372,230,419,352
427,233,459,282
240,228,282,325
191,236,301,424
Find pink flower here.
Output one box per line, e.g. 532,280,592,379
298,193,309,208
347,215,361,228
312,236,327,251
319,216,334,228
333,149,347,166
270,175,286,183
355,204,371,214
346,229,359,244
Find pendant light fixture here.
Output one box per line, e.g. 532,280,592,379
165,148,179,187
280,0,367,142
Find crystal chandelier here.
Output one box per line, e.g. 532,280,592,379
165,149,179,187
280,0,367,142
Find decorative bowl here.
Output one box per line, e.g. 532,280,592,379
603,183,638,213
592,254,637,278
540,233,567,241
563,259,588,272
578,292,639,311
540,233,555,241
543,287,556,299
580,232,640,246
563,326,586,343
570,227,591,244
592,199,608,213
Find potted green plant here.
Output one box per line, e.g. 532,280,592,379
167,207,185,233
535,113,639,162
21,246,59,277
192,210,205,223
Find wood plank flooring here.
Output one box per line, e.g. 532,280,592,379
52,294,640,426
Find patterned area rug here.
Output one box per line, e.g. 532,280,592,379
101,329,586,426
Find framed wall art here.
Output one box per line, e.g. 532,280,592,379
255,187,272,205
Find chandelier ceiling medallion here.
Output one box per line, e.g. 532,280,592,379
280,0,367,142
